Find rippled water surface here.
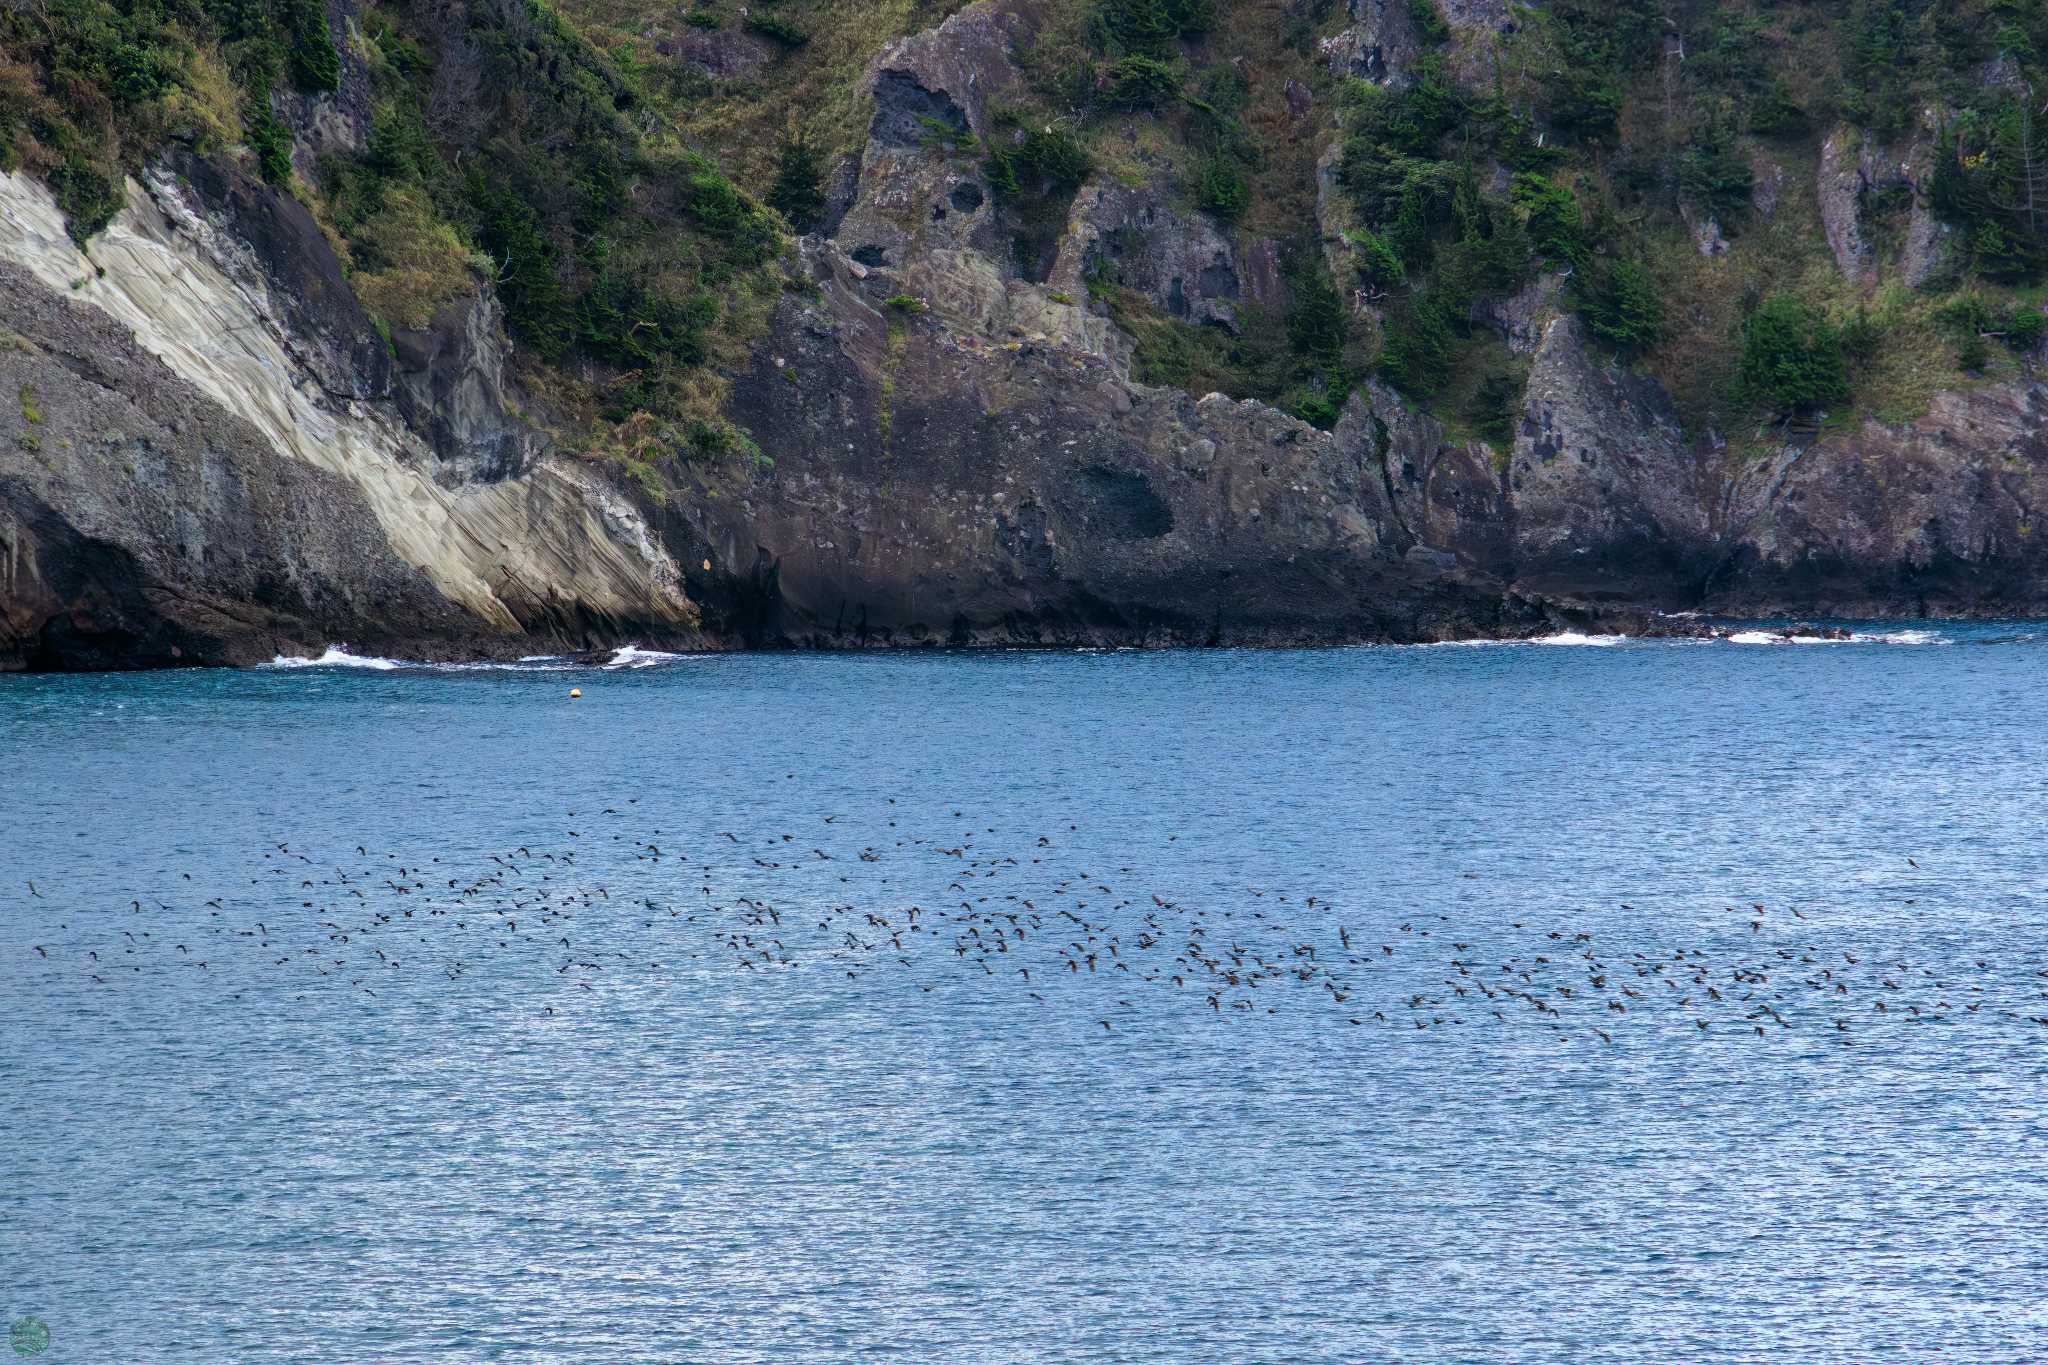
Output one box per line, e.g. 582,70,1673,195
5,626,2048,1362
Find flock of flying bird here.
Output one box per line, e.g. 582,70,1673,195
19,798,2048,1045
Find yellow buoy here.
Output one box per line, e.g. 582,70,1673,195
569,688,582,699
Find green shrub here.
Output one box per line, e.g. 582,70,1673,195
1095,0,1212,59
1545,68,1623,144
743,12,807,46
1468,369,1523,447
1749,79,1808,137
367,101,439,183
1842,0,1916,140
48,156,122,245
579,272,714,369
1931,98,2048,283
1678,125,1755,224
1194,156,1248,222
1839,301,1885,370
1407,0,1449,44
471,182,574,359
1576,257,1662,355
1343,54,1460,160
1287,263,1348,366
684,164,781,264
983,127,1092,197
1106,54,1181,108
1290,385,1345,429
1932,289,1994,341
349,187,475,329
1344,230,1407,287
1379,292,1459,398
1511,173,1585,271
1438,182,1534,299
1739,294,1848,414
917,114,976,151
984,126,1091,278
109,41,172,105
249,101,295,185
1934,290,2046,355
1336,56,1472,273
2003,306,2047,351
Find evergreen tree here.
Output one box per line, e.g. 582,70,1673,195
767,133,826,234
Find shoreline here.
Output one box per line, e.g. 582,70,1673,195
1,615,2004,676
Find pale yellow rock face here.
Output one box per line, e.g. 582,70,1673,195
0,170,694,636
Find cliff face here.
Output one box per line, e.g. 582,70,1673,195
661,3,2048,645
3,0,2048,668
0,161,701,668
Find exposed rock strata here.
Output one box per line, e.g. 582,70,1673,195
0,260,478,668
0,167,699,668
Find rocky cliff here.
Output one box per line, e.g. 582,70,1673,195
3,0,2047,669
0,161,699,667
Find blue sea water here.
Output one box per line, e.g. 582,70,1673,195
4,625,2048,1362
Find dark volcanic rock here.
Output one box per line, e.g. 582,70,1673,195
1320,0,1422,85
1712,384,2048,616
388,291,543,485
1507,317,1717,606
166,151,393,408
696,244,1558,647
0,160,701,670
1051,179,1244,332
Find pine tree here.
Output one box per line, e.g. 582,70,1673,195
767,133,826,234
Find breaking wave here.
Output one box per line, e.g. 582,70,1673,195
603,645,691,669
263,643,699,672
263,646,403,670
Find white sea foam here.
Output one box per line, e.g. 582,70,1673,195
264,645,404,670
266,644,695,672
1530,631,1625,646
604,644,691,669
439,658,579,673
1727,628,1950,646
1728,631,1856,645
1419,631,1627,648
